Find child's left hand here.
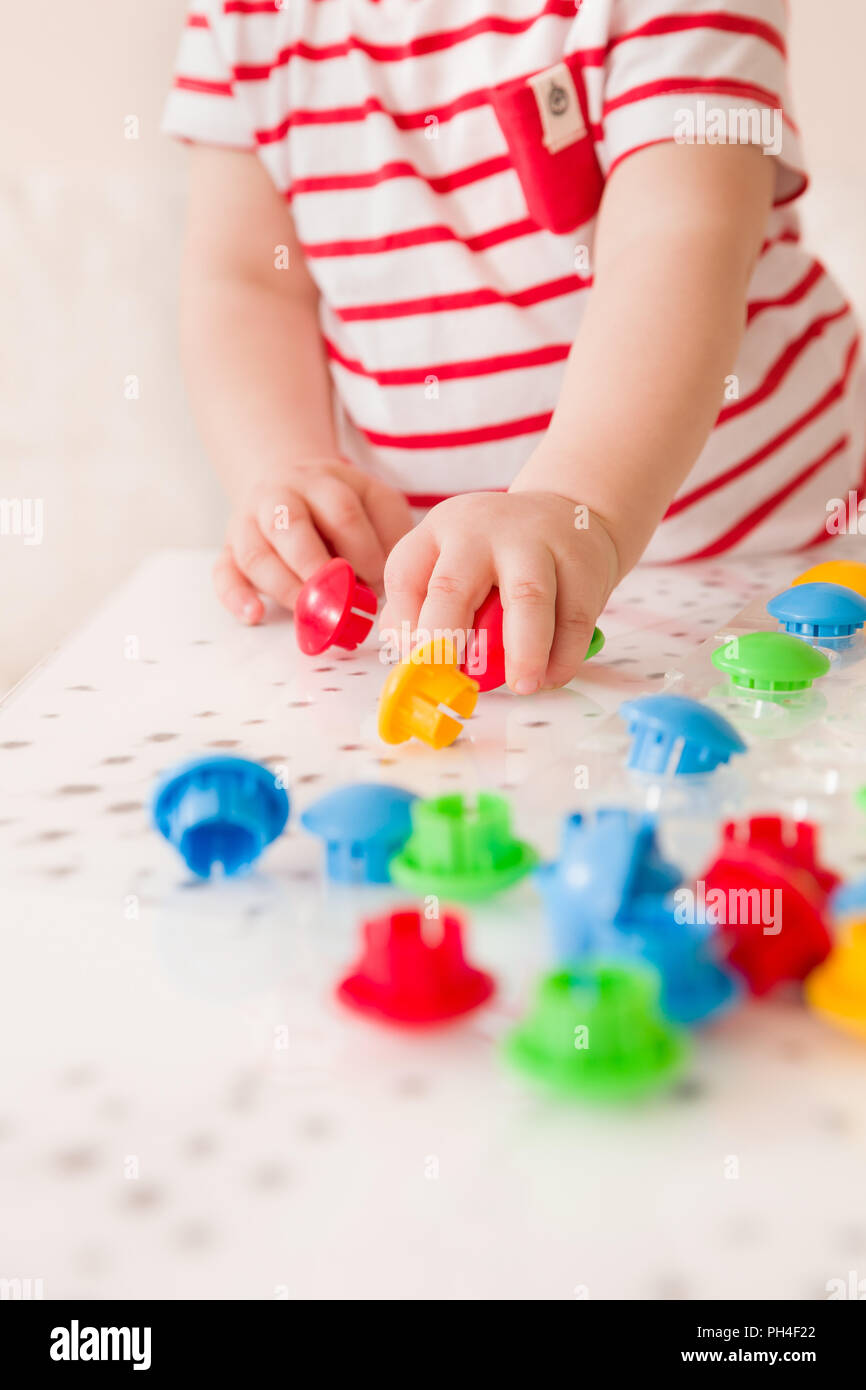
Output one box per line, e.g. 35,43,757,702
381,491,619,693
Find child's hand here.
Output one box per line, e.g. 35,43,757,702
382,491,619,692
213,459,414,624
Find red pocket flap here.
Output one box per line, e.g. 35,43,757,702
490,54,604,235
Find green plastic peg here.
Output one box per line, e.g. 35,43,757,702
712,631,830,692
388,792,537,901
504,962,689,1102
586,626,605,660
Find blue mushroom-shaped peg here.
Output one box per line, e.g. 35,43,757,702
620,693,745,777
767,582,866,645
300,782,417,883
153,756,290,878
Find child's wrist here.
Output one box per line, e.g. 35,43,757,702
510,454,626,589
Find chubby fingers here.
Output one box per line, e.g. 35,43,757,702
305,473,388,589
256,490,331,585
544,558,599,689
213,546,265,625
498,548,557,694
225,514,302,612
382,525,439,638
415,541,493,654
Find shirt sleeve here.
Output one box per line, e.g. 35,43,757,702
597,0,807,205
161,3,256,151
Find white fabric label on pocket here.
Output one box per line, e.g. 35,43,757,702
528,62,586,154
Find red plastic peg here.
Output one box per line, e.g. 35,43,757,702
461,589,506,693
701,816,837,996
336,907,494,1025
294,558,377,656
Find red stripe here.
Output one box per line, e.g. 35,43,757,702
174,75,234,97
672,436,850,561
289,153,511,198
224,0,311,9
406,489,506,508
604,76,798,135
221,12,791,145
405,492,508,508
605,11,787,61
232,0,575,79
717,306,851,425
332,273,587,324
187,13,209,28
666,336,862,518
761,230,799,255
256,88,490,145
747,261,826,323
325,338,570,385
224,0,318,9
300,215,539,261
361,412,552,452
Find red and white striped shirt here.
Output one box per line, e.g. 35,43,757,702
164,0,866,561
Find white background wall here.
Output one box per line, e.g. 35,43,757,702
1,0,864,692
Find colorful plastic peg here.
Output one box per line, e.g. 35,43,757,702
460,590,604,692
504,962,689,1102
806,920,866,1041
793,559,866,599
153,756,289,878
711,631,830,694
336,907,494,1025
389,792,537,900
294,558,377,655
462,590,506,693
767,582,866,647
620,694,745,777
378,638,479,748
701,817,837,995
300,782,416,883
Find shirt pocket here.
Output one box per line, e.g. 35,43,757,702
489,56,604,235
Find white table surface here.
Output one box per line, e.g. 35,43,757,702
2,547,866,1302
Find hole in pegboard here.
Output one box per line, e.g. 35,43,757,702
51,1146,101,1176
249,1162,290,1192
183,1133,218,1160
172,1221,216,1251
122,1184,163,1212
299,1114,335,1141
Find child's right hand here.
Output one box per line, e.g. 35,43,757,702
213,459,414,624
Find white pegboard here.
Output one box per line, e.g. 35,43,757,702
1,547,866,1301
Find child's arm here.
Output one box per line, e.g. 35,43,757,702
180,148,412,622
514,142,776,574
383,141,775,692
